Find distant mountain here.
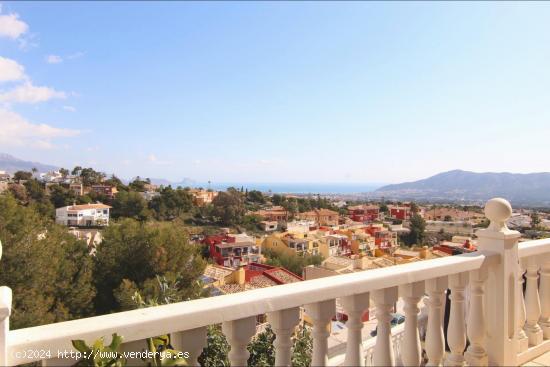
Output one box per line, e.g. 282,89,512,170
374,170,550,206
0,153,59,174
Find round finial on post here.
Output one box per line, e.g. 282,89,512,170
484,198,512,232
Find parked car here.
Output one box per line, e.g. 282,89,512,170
370,313,405,337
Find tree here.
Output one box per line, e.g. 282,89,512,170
247,326,275,367
93,219,206,313
79,167,106,186
49,184,77,208
198,325,230,367
246,190,265,204
13,171,32,181
211,188,245,226
59,168,70,178
111,191,150,221
405,213,426,246
149,186,194,221
379,203,389,214
531,212,541,228
0,194,95,328
263,248,323,276
443,215,452,222
291,324,313,367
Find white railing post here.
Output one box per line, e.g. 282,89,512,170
425,276,448,367
399,281,424,367
446,272,468,366
517,262,528,353
268,307,300,367
372,287,398,367
0,286,12,367
539,257,550,339
524,257,543,346
341,292,370,367
465,268,488,366
176,327,208,366
222,316,256,367
305,299,335,367
476,198,520,366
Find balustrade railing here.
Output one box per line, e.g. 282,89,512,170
0,198,549,366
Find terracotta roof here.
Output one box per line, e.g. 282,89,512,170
67,203,112,210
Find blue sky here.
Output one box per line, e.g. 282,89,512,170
1,2,549,184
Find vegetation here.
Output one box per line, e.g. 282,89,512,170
262,248,323,276
94,219,206,313
72,334,126,367
0,194,95,329
404,213,426,246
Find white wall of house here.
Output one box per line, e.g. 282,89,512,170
55,206,110,227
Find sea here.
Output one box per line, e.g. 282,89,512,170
192,182,385,195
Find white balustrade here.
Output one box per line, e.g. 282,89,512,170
3,200,550,367
372,287,398,367
399,281,424,367
341,293,369,367
178,327,207,366
267,307,300,367
465,268,488,366
222,317,256,366
539,258,550,339
446,272,468,366
305,299,335,366
524,258,543,346
425,277,448,367
517,263,529,353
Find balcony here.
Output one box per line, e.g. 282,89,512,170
1,197,550,366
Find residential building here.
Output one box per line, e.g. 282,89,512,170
364,223,397,250
69,183,84,196
285,220,316,234
387,205,412,221
347,204,380,222
260,221,278,232
0,171,10,181
298,208,339,226
90,185,118,199
189,189,218,206
253,206,288,222
206,262,302,296
55,203,111,227
203,233,261,268
262,232,322,256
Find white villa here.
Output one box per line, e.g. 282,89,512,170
55,203,111,227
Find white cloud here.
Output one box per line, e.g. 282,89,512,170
148,154,172,166
67,51,84,60
0,82,66,104
0,108,80,149
62,105,76,112
45,55,62,64
0,56,26,82
0,11,28,39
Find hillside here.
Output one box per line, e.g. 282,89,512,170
374,170,550,206
0,153,59,174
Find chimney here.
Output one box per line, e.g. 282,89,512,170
420,245,429,259
236,266,246,285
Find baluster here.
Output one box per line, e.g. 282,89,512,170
446,273,468,367
465,268,488,366
0,286,12,367
176,327,207,366
267,307,300,367
517,263,528,352
222,316,256,366
399,281,424,367
525,257,543,346
372,287,398,367
539,258,550,339
425,277,447,367
305,299,335,366
341,292,370,367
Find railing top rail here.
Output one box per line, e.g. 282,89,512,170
518,238,550,259
7,250,491,365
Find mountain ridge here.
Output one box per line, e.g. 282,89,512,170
374,169,550,206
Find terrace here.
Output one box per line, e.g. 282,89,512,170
1,197,550,366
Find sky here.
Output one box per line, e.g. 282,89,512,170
1,2,550,184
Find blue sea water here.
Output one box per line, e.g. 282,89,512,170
192,182,385,194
